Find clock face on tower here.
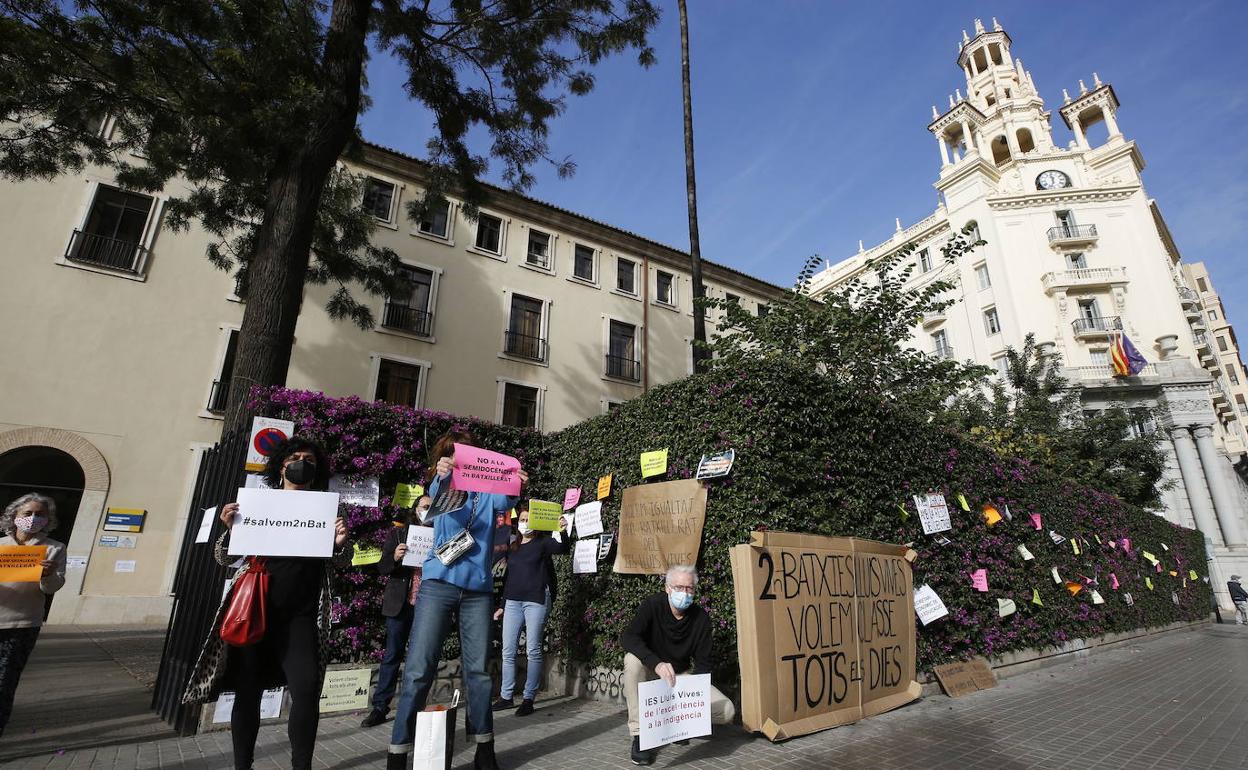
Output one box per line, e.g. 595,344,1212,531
1036,170,1071,190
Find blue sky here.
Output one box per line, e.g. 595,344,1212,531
360,1,1248,329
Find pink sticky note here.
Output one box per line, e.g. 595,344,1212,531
451,443,521,496
1030,514,1042,530
1110,573,1120,590
563,487,581,510
1121,538,1131,551
971,569,989,592
1155,562,1162,573
1109,540,1117,550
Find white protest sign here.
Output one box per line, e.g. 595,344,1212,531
913,584,949,626
573,538,599,574
213,688,284,723
196,507,216,544
913,493,951,535
1016,544,1034,561
402,526,435,567
245,417,295,472
244,473,272,490
573,501,604,537
328,476,380,508
228,488,339,558
638,674,712,750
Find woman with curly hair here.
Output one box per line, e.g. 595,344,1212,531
0,492,66,736
182,437,351,770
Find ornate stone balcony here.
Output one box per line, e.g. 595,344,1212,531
1041,266,1127,293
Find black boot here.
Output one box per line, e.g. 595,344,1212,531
630,736,656,766
386,752,408,770
360,708,387,728
491,696,514,712
515,698,534,717
474,740,502,770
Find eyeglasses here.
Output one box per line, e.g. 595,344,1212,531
669,585,695,593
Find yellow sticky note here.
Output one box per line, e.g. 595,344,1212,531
351,544,383,567
394,483,424,509
1189,570,1199,580
1142,551,1157,564
982,504,1002,526
1168,570,1178,577
1094,534,1102,545
898,504,909,521
1072,539,1081,556
957,494,970,511
640,449,669,478
510,508,517,521
1032,588,1044,606
1064,580,1083,596
1146,577,1154,590
597,474,613,500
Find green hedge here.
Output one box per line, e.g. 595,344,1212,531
534,359,1210,693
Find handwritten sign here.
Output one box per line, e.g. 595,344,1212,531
695,449,735,480
614,480,707,575
573,501,604,537
729,531,919,741
1016,544,1034,561
527,500,562,532
573,538,599,574
640,449,669,478
227,488,339,558
328,476,380,508
563,488,581,510
318,668,371,713
0,545,46,582
402,526,435,567
1110,573,1120,589
912,493,951,535
637,674,713,750
597,474,613,500
1030,513,1042,530
452,444,521,495
932,659,997,699
394,483,424,508
981,505,1002,527
214,688,283,723
913,584,948,626
997,598,1016,617
195,507,216,544
351,543,383,566
970,569,988,592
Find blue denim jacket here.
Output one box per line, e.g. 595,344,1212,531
422,473,517,593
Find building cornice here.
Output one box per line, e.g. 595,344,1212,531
1059,84,1120,129
985,183,1139,211
928,101,988,133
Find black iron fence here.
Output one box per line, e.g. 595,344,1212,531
504,330,548,362
605,354,640,381
64,230,147,273
151,429,248,735
382,303,434,337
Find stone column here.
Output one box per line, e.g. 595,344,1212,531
1104,107,1122,138
1071,118,1088,149
937,135,951,166
960,121,976,156
1193,425,1247,545
1171,426,1225,545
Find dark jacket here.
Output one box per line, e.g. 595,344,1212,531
378,524,422,617
1228,581,1248,602
620,592,713,674
502,534,571,605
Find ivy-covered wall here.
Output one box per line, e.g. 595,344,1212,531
252,358,1211,686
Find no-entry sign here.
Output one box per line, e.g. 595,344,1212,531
245,417,295,472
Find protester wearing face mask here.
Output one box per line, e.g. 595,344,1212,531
387,431,527,770
490,504,570,717
182,438,351,770
0,493,66,736
361,494,434,728
620,565,735,766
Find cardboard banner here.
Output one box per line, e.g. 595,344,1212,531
0,545,47,582
637,674,713,750
452,443,521,496
245,417,295,472
614,479,708,575
932,659,996,698
227,488,340,558
730,531,920,741
527,500,562,532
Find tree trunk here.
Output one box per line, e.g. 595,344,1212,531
678,0,709,374
221,0,372,435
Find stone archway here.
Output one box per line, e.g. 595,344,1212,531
0,427,110,622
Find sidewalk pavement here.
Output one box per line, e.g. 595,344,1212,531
4,622,1248,769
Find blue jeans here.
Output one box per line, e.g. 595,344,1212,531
389,579,494,753
371,604,414,713
500,594,551,701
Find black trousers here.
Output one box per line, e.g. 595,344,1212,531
229,613,319,770
0,627,40,734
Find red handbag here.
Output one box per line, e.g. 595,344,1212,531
220,557,268,647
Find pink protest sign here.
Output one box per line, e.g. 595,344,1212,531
1030,514,1042,530
1121,538,1131,551
1110,573,1120,590
971,569,989,592
563,487,581,510
452,443,521,496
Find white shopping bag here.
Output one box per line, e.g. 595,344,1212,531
412,689,459,770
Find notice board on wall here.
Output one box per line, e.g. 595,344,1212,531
730,531,921,742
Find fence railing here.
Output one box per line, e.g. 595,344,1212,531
504,330,548,362
382,303,434,337
1046,224,1098,243
606,354,640,381
1071,315,1122,334
64,230,147,273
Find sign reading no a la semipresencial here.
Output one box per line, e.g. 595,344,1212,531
228,488,340,558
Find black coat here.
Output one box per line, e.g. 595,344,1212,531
378,525,421,617
1229,581,1248,602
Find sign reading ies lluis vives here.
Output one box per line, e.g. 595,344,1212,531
730,531,920,741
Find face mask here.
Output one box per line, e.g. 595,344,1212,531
415,507,431,524
284,459,316,486
14,514,48,534
518,523,532,536
669,590,694,611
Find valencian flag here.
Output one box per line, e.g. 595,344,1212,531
1110,331,1147,377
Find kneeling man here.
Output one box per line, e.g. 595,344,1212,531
620,565,734,766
